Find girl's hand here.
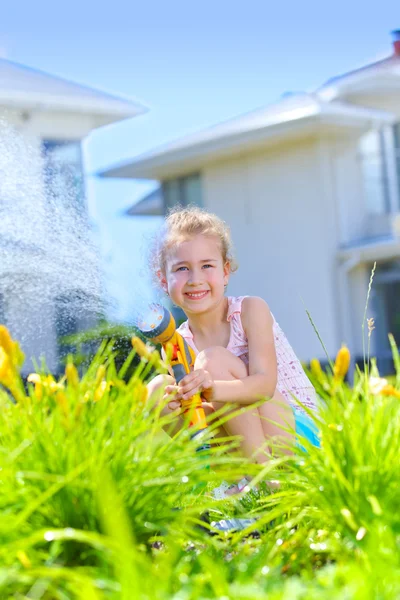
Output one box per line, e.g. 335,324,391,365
164,369,214,406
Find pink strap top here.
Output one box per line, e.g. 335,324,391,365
176,296,318,413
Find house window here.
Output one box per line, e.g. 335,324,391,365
373,261,400,374
162,173,202,214
42,140,85,211
393,123,400,207
359,130,390,215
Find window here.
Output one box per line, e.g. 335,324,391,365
359,130,390,215
42,140,85,211
372,261,400,374
162,173,202,214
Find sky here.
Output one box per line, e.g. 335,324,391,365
2,0,399,321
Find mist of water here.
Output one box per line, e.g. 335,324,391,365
0,117,104,372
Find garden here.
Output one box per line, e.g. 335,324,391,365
1,314,400,599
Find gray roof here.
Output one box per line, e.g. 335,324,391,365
0,58,147,126
125,188,163,216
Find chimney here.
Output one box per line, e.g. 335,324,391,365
392,30,400,56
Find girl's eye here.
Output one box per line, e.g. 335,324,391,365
176,266,188,272
202,264,213,269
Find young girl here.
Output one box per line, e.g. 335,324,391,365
148,206,319,497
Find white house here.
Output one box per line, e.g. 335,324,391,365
101,31,400,372
0,58,146,375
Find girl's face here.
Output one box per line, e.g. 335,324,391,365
162,234,230,315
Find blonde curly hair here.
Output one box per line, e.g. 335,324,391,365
150,205,238,284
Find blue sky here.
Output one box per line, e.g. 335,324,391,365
2,0,399,320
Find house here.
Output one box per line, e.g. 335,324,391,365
0,58,146,375
100,31,400,372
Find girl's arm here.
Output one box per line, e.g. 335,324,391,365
212,296,278,405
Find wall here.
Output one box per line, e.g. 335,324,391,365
203,138,341,362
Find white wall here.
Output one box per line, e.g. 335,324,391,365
328,136,367,246
203,139,341,362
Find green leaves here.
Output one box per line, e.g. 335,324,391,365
1,333,400,597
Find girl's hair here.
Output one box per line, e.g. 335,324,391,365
150,205,238,284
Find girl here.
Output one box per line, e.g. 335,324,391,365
148,206,319,497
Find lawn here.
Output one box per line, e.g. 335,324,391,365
1,324,400,599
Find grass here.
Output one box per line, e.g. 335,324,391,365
1,331,400,598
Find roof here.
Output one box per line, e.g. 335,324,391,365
317,53,400,101
0,58,147,128
338,235,400,265
99,93,395,180
125,188,163,216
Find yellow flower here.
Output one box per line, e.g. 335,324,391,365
368,377,400,398
95,365,106,388
16,550,32,569
65,363,79,389
0,347,14,389
94,380,107,402
27,373,43,400
0,325,13,356
132,336,166,371
310,358,323,381
0,327,25,369
134,380,148,409
55,390,69,414
380,385,400,399
27,373,63,398
132,337,152,360
333,344,351,381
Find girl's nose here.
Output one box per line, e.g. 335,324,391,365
188,269,203,285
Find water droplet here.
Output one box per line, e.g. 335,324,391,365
276,538,283,546
44,531,55,541
319,486,324,492
261,566,270,575
181,476,189,483
356,527,367,541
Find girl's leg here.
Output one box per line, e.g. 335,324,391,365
257,390,295,455
195,347,294,463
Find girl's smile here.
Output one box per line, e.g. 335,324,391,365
162,235,230,314
185,290,210,300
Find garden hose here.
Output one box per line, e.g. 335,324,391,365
136,304,210,452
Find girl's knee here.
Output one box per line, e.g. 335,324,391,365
195,346,247,379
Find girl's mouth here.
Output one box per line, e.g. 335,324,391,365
185,291,209,300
